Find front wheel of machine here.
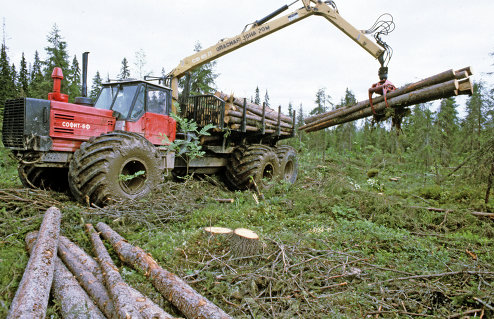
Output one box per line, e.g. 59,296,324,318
225,144,280,190
68,131,163,206
275,145,298,184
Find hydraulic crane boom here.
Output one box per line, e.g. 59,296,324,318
169,0,392,101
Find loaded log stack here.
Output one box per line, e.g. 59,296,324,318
215,91,295,136
299,67,474,133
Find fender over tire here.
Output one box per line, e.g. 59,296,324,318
68,131,163,205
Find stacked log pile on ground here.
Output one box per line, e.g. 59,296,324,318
8,207,231,318
7,207,61,319
95,222,233,319
299,67,474,133
215,91,294,136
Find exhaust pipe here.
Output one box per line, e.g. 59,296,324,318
75,51,94,106
82,52,89,97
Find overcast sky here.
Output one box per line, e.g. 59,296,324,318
2,0,494,116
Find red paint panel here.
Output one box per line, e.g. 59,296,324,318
50,101,115,151
126,113,176,145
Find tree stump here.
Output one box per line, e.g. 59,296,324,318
230,228,260,257
204,227,233,237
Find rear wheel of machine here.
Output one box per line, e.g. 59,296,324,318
68,131,163,206
275,145,298,184
225,144,280,190
18,164,68,191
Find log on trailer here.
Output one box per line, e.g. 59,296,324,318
95,222,232,319
25,232,105,319
299,67,474,133
7,207,61,319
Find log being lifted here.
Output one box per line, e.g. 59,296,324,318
305,79,460,132
58,235,173,319
95,222,233,319
86,224,145,319
25,232,105,319
300,67,473,133
7,207,61,319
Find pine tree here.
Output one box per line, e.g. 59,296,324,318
18,52,29,97
90,71,103,101
254,86,260,105
179,42,218,94
119,57,130,80
67,55,81,101
288,101,293,118
310,88,332,115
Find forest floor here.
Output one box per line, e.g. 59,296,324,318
0,145,493,318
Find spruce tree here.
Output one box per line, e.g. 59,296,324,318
179,42,218,94
44,24,70,94
119,57,130,80
264,90,270,108
288,101,293,118
310,88,332,115
0,42,16,108
462,82,484,152
296,103,304,128
90,71,103,101
254,86,260,105
67,55,81,101
18,53,29,97
435,97,459,165
30,50,44,98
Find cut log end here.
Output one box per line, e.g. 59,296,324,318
204,227,233,235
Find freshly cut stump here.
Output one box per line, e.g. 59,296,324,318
230,228,260,257
204,227,233,236
7,207,61,319
25,232,105,319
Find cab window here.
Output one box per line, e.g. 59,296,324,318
146,87,169,115
129,85,145,120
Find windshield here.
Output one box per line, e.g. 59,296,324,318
112,85,138,118
94,84,139,119
94,86,118,110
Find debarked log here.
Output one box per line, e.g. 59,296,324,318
86,224,144,319
95,222,232,319
304,79,460,132
25,232,105,319
7,207,61,319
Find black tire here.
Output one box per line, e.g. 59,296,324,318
18,164,69,191
225,144,280,190
275,145,298,184
68,131,163,205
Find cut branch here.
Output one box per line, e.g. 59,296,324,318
7,207,61,319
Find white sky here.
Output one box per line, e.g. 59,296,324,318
2,0,494,116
